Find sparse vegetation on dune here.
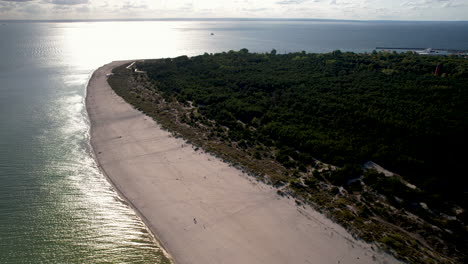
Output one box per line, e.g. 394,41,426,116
108,50,468,264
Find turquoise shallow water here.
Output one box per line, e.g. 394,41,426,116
0,20,467,263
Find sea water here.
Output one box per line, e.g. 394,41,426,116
0,20,467,263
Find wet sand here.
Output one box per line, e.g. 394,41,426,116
86,61,400,264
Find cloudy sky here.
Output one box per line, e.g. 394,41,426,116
0,0,467,21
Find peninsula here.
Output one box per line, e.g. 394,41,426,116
95,51,468,264
86,61,399,264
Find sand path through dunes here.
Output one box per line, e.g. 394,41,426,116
86,61,400,264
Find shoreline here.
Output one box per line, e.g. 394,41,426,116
85,61,174,262
86,61,400,264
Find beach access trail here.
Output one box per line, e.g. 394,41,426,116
86,61,399,264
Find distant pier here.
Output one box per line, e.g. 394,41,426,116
376,47,468,55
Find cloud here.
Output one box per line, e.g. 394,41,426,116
0,0,467,21
18,3,43,14
437,0,467,8
45,0,89,5
276,0,308,5
276,0,322,5
122,1,148,10
400,0,459,8
242,7,268,12
75,5,89,12
0,0,31,15
177,3,193,11
0,3,14,12
329,0,354,6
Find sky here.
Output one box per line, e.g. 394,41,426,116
0,0,467,21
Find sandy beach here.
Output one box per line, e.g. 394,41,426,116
86,61,400,264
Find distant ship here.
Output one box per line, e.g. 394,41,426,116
210,33,214,35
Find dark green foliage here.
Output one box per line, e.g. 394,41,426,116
347,180,363,193
362,169,385,186
137,50,468,213
304,177,317,188
329,164,362,186
364,169,419,202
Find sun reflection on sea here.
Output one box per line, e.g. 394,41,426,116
59,22,186,70
27,73,170,262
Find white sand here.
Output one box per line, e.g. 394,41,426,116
86,61,400,264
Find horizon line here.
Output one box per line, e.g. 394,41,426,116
1,17,467,23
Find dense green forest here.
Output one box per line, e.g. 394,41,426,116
138,50,467,209
109,50,468,263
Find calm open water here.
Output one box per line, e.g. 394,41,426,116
0,20,467,263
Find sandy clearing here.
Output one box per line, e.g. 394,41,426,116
86,61,400,264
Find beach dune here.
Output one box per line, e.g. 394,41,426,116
86,61,399,264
